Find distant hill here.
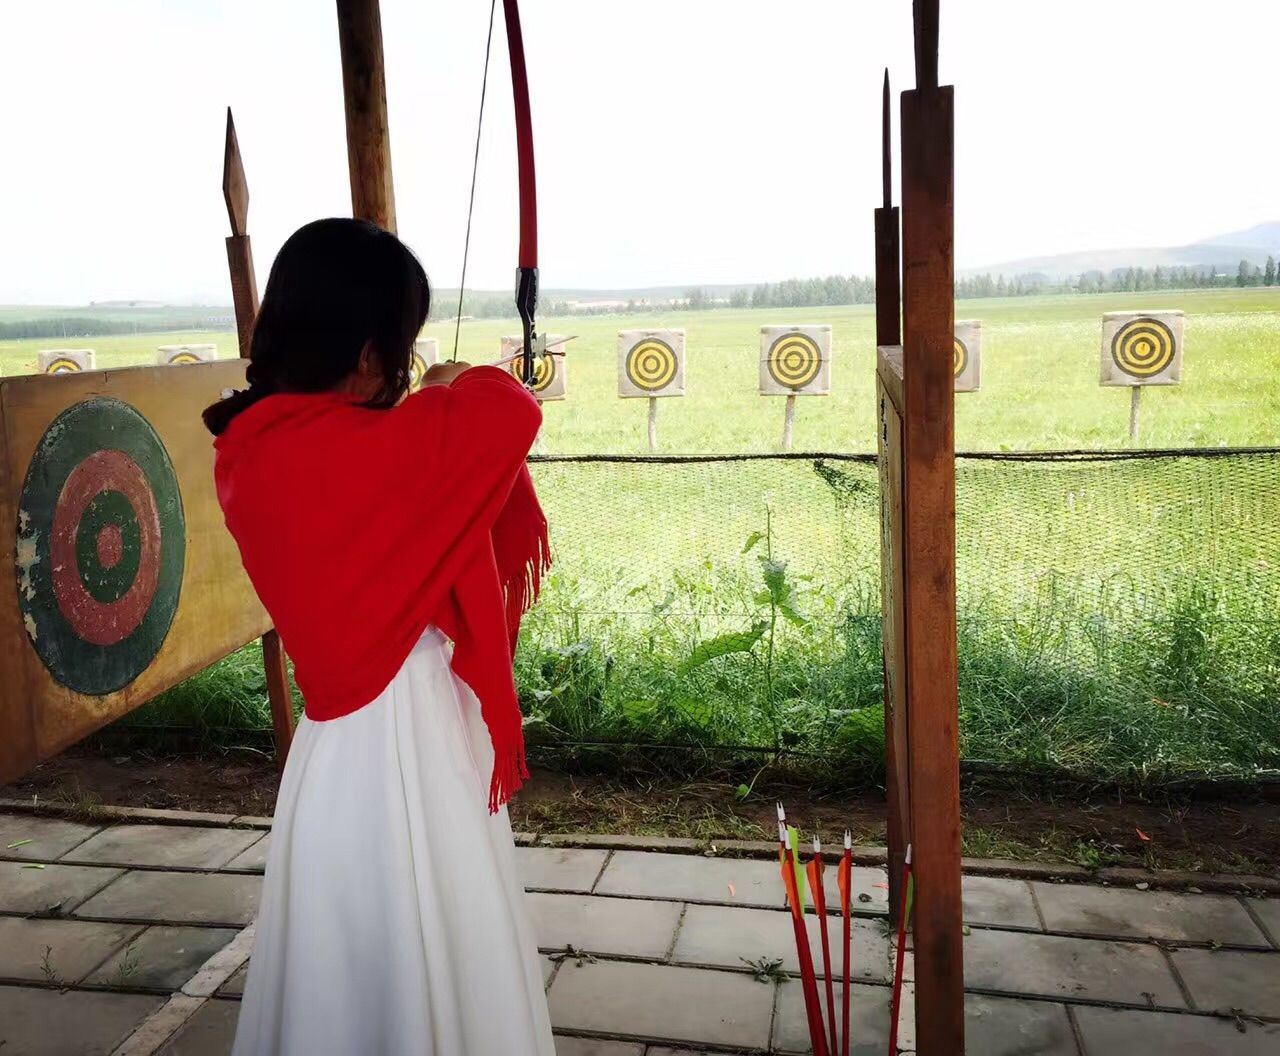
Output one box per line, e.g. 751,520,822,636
965,222,1280,282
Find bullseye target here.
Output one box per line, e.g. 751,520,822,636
38,350,95,375
156,344,217,366
953,319,982,392
1100,311,1184,386
759,326,831,396
618,329,685,398
410,338,439,391
501,335,567,401
14,397,185,695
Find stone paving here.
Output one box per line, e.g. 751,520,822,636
1,806,1279,1054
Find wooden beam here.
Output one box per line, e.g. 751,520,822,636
900,83,963,1054
220,110,295,771
335,0,397,231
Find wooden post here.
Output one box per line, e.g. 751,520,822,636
647,397,658,453
899,54,965,1056
222,110,295,771
875,69,909,928
781,394,797,450
336,0,397,231
1129,385,1141,442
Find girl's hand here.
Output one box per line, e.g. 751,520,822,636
421,361,471,387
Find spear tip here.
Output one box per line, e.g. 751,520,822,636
223,107,250,238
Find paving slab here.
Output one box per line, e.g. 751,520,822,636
548,959,773,1050
85,925,239,991
964,927,1185,1007
63,824,263,870
0,860,122,914
528,892,682,960
962,875,1040,930
594,851,889,913
517,846,610,893
157,997,241,1055
0,915,141,983
964,993,1077,1056
1032,881,1268,947
0,985,164,1055
1170,947,1280,1018
773,979,890,1054
222,834,269,873
673,903,891,982
553,1037,644,1056
1246,898,1280,948
0,813,101,860
647,1049,739,1056
74,871,262,926
219,963,248,997
1073,1005,1280,1055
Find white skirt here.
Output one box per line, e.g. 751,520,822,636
232,628,555,1056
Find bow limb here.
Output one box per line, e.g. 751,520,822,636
502,0,539,386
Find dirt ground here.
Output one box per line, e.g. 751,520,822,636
5,748,1278,878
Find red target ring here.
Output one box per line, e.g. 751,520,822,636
49,450,161,646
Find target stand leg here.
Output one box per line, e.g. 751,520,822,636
781,394,797,451
1129,386,1141,443
647,397,658,453
262,630,294,770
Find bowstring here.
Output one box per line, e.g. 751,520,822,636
452,0,499,363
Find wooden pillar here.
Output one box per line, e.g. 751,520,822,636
336,0,397,231
222,109,295,771
899,79,964,1054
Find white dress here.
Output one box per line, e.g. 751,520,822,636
231,628,555,1056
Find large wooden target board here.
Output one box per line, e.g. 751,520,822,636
0,361,272,783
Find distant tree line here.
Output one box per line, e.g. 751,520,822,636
0,316,232,340
1073,259,1278,294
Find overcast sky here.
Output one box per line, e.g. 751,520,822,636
2,0,1277,304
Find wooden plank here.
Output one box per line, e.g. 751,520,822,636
900,83,963,1054
221,108,294,768
0,363,272,784
335,0,397,231
876,368,909,925
875,208,901,349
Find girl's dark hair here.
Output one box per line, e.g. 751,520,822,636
203,218,430,435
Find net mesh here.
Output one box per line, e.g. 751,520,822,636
520,450,1280,780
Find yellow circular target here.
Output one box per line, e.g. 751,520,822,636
510,353,554,393
953,337,968,378
409,350,429,389
626,338,678,392
1111,317,1175,379
167,352,203,365
767,333,822,390
45,358,83,374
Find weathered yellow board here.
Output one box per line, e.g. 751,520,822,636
0,361,270,782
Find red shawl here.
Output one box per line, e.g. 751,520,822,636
213,366,550,811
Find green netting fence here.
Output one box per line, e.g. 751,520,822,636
517,449,1280,782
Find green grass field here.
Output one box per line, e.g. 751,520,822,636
6,289,1279,784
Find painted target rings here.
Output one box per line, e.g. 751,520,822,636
953,337,968,378
409,348,429,389
625,338,678,392
511,354,555,393
767,333,822,390
45,358,84,374
1111,317,1176,379
14,397,185,694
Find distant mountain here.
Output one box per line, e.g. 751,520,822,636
965,222,1280,281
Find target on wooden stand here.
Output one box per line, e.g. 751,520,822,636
14,397,186,695
618,330,684,398
410,338,439,391
1100,311,1184,386
759,326,831,396
38,350,96,375
953,320,981,392
156,344,218,366
501,335,567,401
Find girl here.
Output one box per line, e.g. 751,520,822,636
205,218,555,1055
